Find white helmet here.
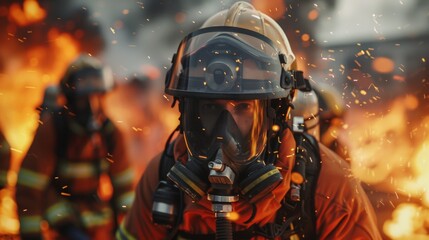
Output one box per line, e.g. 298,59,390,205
165,1,297,100
202,1,295,70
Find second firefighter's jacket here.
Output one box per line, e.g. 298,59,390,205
16,111,134,238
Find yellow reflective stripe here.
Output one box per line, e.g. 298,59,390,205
112,168,134,187
0,170,7,186
116,221,137,240
116,191,135,209
241,168,280,195
17,168,49,190
19,215,42,234
81,207,113,228
59,162,96,178
45,201,74,224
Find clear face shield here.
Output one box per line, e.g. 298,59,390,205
165,27,286,100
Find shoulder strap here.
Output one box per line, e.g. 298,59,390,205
159,141,176,182
256,132,321,239
151,127,185,240
158,126,180,181
294,132,321,239
282,132,321,239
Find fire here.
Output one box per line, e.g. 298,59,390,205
0,6,80,234
343,98,413,185
340,94,429,238
400,118,429,205
384,203,429,239
343,95,429,198
251,0,286,20
8,0,46,26
1,31,79,171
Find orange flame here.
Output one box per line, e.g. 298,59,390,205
343,99,413,185
384,203,429,239
0,32,79,172
9,0,46,26
340,94,429,238
0,29,79,235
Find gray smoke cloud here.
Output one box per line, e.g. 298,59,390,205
69,0,240,79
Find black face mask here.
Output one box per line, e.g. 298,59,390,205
67,95,103,133
165,98,282,202
183,98,268,168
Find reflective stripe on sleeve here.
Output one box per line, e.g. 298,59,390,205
116,191,135,210
17,168,49,190
58,162,97,178
19,215,42,234
80,207,113,228
116,221,137,240
112,168,134,188
44,201,74,224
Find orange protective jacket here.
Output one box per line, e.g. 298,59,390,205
119,129,381,239
16,111,135,239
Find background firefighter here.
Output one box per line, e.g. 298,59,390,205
15,55,134,240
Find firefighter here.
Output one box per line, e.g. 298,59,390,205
117,2,381,239
289,82,349,159
0,130,11,189
16,55,134,240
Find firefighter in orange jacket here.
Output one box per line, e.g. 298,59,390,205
117,2,381,239
16,55,134,240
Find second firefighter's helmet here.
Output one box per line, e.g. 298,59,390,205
60,54,113,99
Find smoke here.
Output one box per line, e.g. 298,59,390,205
65,0,240,78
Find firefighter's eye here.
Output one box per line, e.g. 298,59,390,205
234,103,253,114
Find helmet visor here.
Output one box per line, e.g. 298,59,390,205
166,27,285,100
67,67,114,96
183,98,268,165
